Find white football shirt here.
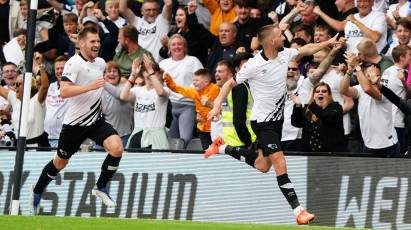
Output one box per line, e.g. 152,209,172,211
235,48,299,122
61,54,106,126
381,65,406,128
344,11,387,53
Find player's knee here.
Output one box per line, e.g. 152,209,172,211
53,157,69,170
258,165,271,173
109,142,124,157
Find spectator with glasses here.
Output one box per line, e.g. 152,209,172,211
0,54,50,147
291,82,346,152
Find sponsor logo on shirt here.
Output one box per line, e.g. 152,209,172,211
138,26,157,36
347,29,363,38
135,102,156,113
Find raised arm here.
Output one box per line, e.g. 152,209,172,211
143,54,168,97
120,58,140,102
279,1,304,27
347,15,382,43
290,95,305,128
380,85,411,115
161,0,173,22
202,0,219,14
163,73,197,99
342,95,354,114
313,6,346,32
119,0,136,25
339,65,358,98
296,33,338,59
309,39,345,83
36,65,50,103
357,65,382,100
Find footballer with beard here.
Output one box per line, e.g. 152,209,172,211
207,24,338,225
30,27,124,214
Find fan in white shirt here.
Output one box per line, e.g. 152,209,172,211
120,54,170,149
380,44,411,155
340,58,399,156
345,0,387,53
45,56,69,147
119,0,172,62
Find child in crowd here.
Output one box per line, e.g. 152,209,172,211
164,68,220,149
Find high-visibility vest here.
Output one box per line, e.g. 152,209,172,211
221,83,256,146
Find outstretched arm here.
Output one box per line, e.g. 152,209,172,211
163,73,197,99
161,0,173,22
380,85,411,115
313,6,347,32
309,39,345,83
296,34,338,59
207,78,237,120
119,0,136,25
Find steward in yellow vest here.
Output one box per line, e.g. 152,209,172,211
221,82,256,147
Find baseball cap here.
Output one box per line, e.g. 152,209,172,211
82,16,99,25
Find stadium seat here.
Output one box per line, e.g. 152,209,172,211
168,138,185,150
186,138,202,151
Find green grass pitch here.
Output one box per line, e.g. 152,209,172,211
0,216,362,230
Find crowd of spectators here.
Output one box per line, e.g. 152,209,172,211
0,0,410,157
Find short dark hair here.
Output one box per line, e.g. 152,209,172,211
392,44,411,63
13,28,26,38
78,26,98,41
194,68,212,81
217,59,235,75
396,18,411,31
231,52,253,69
63,13,78,24
314,24,335,36
121,25,139,44
2,62,17,70
293,23,314,38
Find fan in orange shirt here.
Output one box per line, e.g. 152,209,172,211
164,69,220,149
